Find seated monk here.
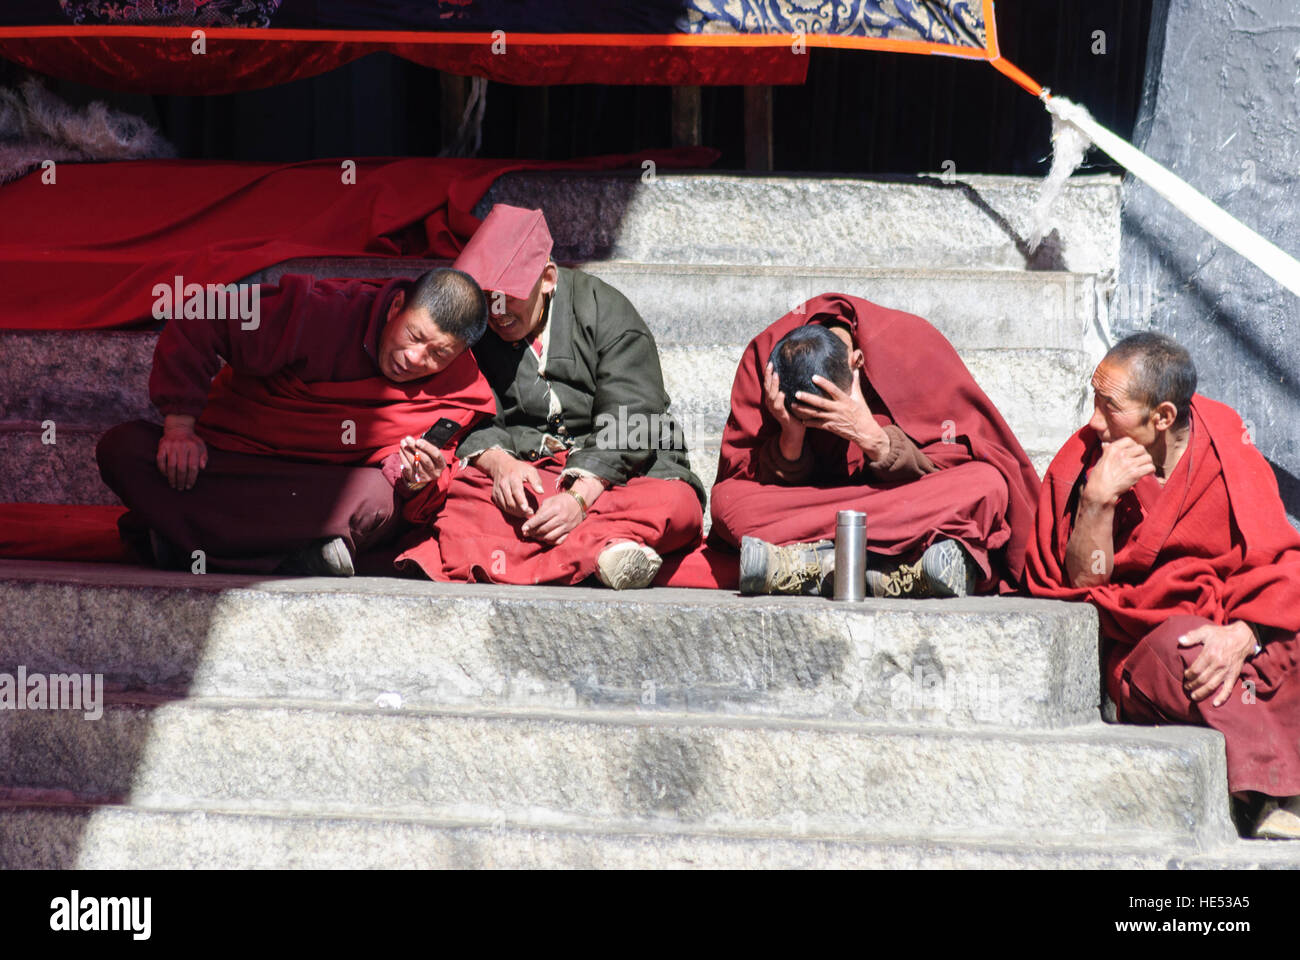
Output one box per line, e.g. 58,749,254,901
96,268,495,576
710,294,1040,597
394,204,705,588
1025,332,1300,840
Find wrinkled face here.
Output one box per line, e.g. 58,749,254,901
377,292,466,382
486,263,558,343
1087,359,1157,446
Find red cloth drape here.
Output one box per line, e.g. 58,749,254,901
1023,394,1300,698
195,356,495,465
0,147,717,331
0,37,808,93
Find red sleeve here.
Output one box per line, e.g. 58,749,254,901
148,275,317,417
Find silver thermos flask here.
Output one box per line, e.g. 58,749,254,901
833,510,867,601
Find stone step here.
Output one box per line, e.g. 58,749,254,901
476,172,1123,276
0,696,1236,850
2,267,1104,423
7,802,1292,870
659,344,1091,452
245,259,1111,352
0,561,1099,729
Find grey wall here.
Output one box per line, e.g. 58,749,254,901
1121,0,1300,523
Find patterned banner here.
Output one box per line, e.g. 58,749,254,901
12,1,990,51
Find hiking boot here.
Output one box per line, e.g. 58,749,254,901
866,539,978,599
865,555,929,598
596,541,662,590
920,538,978,598
277,536,355,577
1254,797,1300,840
739,536,834,596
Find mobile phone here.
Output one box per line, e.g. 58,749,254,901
421,417,461,448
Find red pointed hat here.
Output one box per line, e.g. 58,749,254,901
453,204,554,299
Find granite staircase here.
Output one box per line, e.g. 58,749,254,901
1,171,1295,867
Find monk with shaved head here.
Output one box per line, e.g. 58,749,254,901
1026,332,1300,839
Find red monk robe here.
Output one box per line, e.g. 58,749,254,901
97,274,494,573
709,294,1041,592
1025,395,1300,797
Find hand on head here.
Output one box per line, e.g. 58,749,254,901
792,372,889,458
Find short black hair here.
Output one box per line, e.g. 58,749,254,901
1104,332,1197,430
407,267,488,346
769,324,852,414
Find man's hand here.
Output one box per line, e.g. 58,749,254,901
1179,621,1257,707
398,436,446,487
156,414,208,490
763,362,806,458
792,373,890,461
1084,437,1155,507
475,448,544,517
520,491,585,544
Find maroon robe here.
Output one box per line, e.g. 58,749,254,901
1025,395,1300,796
97,274,494,572
709,294,1041,592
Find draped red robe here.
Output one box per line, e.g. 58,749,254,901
1025,395,1300,796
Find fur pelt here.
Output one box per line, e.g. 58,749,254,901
0,79,175,185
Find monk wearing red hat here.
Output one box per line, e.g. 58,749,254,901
1025,332,1300,839
96,268,495,576
395,204,704,588
710,294,1040,598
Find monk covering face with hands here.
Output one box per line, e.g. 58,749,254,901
1025,332,1300,839
710,294,1040,598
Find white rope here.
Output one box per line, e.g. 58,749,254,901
1045,95,1300,299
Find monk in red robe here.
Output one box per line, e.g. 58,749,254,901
96,269,495,575
1025,332,1300,839
394,204,704,588
710,294,1040,597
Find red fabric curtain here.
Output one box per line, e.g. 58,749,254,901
0,147,717,331
0,36,807,94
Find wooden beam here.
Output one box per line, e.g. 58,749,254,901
744,86,773,172
671,86,702,147
439,72,469,151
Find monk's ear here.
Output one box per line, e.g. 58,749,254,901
540,262,559,296
850,349,864,370
1151,400,1179,432
387,289,406,320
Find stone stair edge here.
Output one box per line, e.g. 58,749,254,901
12,694,1226,759
3,803,1244,871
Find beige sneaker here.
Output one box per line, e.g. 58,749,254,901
1254,796,1300,839
596,541,662,590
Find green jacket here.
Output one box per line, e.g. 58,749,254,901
460,267,705,503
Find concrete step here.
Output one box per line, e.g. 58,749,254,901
0,561,1099,729
476,172,1123,276
0,696,1236,850
659,344,1090,451
6,802,1292,870
245,259,1110,351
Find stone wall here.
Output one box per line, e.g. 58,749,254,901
1120,0,1300,522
